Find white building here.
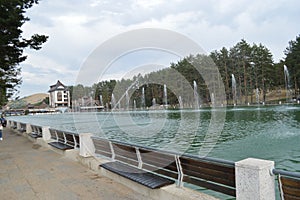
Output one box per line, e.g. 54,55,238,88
48,80,70,108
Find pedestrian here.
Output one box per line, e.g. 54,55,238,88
0,120,3,140
0,115,6,140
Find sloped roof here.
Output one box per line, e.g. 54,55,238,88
48,80,69,92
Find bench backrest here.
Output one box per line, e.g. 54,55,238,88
49,128,57,140
279,175,300,199
180,155,235,197
49,128,79,148
20,123,26,131
139,147,178,180
92,137,113,159
56,130,65,143
31,125,43,136
64,131,78,147
112,142,139,167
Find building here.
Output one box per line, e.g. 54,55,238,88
48,80,70,108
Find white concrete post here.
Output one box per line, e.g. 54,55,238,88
17,122,21,130
235,158,275,200
26,123,32,134
42,126,51,141
7,120,11,128
79,133,95,157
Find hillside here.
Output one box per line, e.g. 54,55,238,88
7,93,49,109
22,93,48,105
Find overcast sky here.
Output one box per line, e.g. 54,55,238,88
19,0,300,98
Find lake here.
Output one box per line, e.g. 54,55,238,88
8,105,300,172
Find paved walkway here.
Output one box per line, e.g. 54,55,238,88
0,128,148,200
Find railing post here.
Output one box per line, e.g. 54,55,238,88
235,158,275,200
109,141,115,161
7,120,11,128
42,126,51,141
135,147,142,169
79,133,95,157
175,155,183,187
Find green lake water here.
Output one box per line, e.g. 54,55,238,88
8,105,300,199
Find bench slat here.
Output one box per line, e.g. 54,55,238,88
100,161,174,189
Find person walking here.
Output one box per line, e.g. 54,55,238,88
0,121,3,140
0,115,5,140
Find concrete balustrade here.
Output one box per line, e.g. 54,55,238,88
26,123,32,134
79,133,95,158
6,119,278,200
42,126,51,141
236,158,275,200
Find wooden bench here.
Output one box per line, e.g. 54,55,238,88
279,175,300,200
48,129,79,150
93,138,175,189
29,125,43,138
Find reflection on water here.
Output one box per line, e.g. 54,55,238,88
8,105,300,172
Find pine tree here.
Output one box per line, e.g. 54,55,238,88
285,35,300,97
0,0,48,105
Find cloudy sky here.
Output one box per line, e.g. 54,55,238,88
19,0,300,98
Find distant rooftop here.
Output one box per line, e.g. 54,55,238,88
48,80,68,92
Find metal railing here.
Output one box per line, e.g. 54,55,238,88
92,136,236,197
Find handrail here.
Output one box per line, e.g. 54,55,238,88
273,168,300,179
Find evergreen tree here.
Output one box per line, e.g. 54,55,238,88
285,35,300,96
0,0,48,105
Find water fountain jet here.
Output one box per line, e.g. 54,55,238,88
141,87,145,109
99,95,103,107
231,74,237,106
163,84,167,108
193,81,199,109
284,65,291,103
111,93,116,110
125,90,130,110
178,96,183,109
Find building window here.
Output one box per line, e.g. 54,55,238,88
57,92,62,101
